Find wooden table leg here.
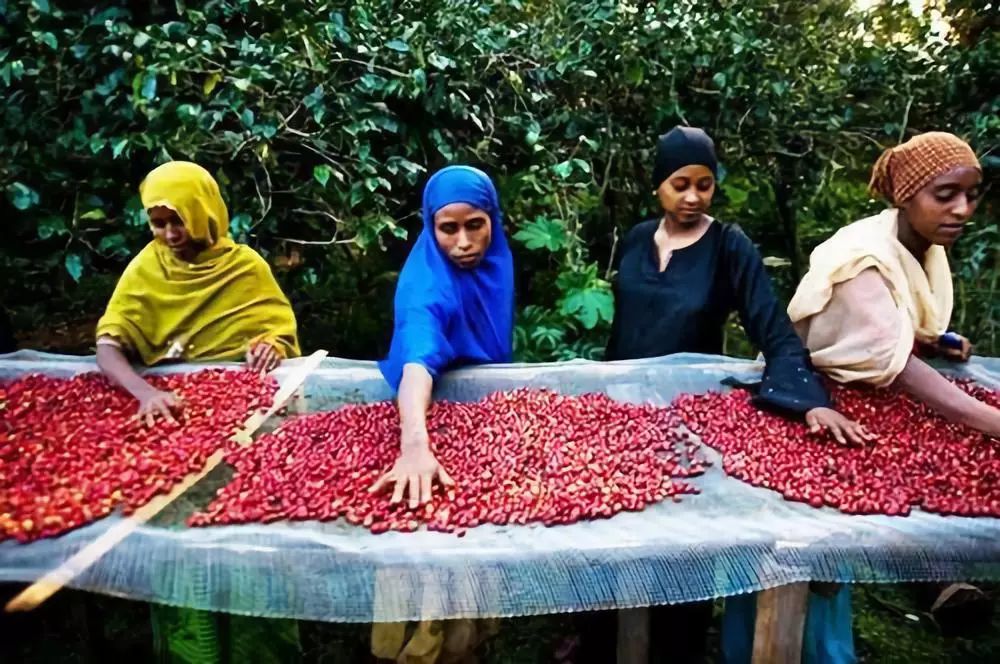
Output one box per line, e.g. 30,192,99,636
617,607,650,664
752,582,810,664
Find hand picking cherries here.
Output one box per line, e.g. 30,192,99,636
674,380,1000,517
0,370,276,542
190,389,706,534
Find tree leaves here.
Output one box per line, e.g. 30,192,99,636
80,208,106,221
97,233,130,257
6,182,39,210
37,216,67,240
111,138,129,159
559,287,614,330
64,253,83,282
552,159,591,180
313,164,332,187
229,213,252,241
513,217,567,252
0,0,996,360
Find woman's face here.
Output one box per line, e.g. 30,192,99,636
900,167,982,247
656,165,715,225
149,206,195,258
433,202,492,269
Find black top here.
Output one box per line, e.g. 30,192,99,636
606,218,829,415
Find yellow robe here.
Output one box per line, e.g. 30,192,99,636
96,161,299,363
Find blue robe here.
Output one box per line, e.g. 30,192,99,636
379,166,514,390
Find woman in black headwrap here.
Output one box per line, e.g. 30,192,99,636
601,126,871,663
608,126,867,436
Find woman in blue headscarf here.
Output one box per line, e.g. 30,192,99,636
370,165,512,663
371,165,514,508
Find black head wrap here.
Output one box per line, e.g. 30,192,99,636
652,126,718,189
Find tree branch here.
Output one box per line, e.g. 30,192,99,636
272,235,357,246
292,207,345,225
898,95,914,143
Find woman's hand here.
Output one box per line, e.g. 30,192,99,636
135,388,183,427
938,334,973,363
805,407,876,447
370,429,455,508
246,342,281,374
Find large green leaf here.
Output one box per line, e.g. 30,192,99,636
36,31,57,49
97,233,130,257
140,72,157,100
513,217,567,252
558,287,614,330
724,184,749,206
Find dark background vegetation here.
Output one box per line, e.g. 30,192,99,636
1,0,997,360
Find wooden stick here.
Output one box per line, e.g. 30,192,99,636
5,350,328,613
751,583,810,664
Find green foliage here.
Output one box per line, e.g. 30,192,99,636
0,0,996,359
513,217,567,252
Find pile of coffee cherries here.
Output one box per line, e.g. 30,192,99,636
0,370,276,542
190,389,705,534
674,381,1000,517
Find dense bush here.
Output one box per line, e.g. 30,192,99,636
1,0,997,358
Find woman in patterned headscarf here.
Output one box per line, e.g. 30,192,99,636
789,131,1000,435
716,131,1000,664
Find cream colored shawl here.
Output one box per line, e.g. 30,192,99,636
788,208,952,385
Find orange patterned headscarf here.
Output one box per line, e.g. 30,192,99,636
869,132,980,206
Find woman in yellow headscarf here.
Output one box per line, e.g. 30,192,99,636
96,160,299,424
95,161,302,663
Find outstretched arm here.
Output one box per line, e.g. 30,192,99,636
895,354,1000,436
369,363,455,506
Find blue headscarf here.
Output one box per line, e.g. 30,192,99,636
378,166,515,392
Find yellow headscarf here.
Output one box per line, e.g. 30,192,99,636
96,161,300,365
